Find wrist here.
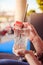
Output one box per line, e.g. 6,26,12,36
25,51,41,65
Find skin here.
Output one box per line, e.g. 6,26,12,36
13,22,43,65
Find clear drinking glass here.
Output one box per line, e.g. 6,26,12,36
13,27,30,55
13,28,27,54
13,26,30,61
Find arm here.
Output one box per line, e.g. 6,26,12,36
23,22,43,55
25,51,41,65
32,35,43,55
18,50,42,65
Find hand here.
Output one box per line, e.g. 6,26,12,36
23,22,43,55
22,22,38,41
13,22,35,56
13,21,43,60
16,50,41,65
17,49,34,57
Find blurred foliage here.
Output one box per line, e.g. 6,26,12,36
26,10,36,16
39,5,43,11
36,0,43,5
36,0,43,12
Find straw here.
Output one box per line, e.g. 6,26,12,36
24,4,28,22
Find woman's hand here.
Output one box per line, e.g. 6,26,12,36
22,22,38,41
13,21,43,60
17,50,41,65
14,22,37,55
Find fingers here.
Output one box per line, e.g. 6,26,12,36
17,49,41,65
14,21,24,29
23,22,37,34
18,49,26,57
17,50,33,57
14,49,25,56
25,51,41,65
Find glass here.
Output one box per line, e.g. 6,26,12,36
13,22,31,61
13,26,31,61
13,27,30,55
14,36,27,51
13,29,27,61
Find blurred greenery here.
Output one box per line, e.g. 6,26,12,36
39,5,43,11
26,10,36,16
36,0,43,12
